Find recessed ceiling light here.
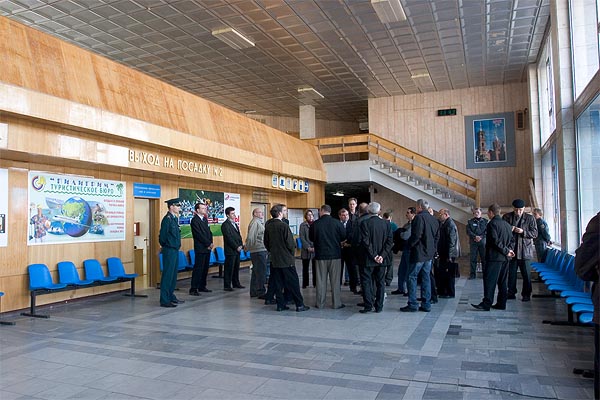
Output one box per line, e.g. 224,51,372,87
212,27,255,50
332,191,344,197
371,0,407,24
298,87,324,99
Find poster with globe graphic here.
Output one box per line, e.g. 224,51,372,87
27,172,126,245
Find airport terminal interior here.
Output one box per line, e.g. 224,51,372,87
0,0,599,399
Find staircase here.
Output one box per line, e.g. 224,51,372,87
305,134,480,224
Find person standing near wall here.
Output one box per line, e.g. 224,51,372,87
159,198,184,308
467,207,488,279
533,208,552,262
190,202,213,296
246,208,267,298
221,207,244,291
299,209,316,289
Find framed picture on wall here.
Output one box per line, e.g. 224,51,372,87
465,112,516,169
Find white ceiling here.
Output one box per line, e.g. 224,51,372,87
0,0,550,122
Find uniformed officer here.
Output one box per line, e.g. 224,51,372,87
159,197,184,307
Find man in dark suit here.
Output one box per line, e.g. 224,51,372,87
310,204,346,309
339,208,359,293
263,204,309,312
221,206,244,291
472,204,515,311
436,208,458,298
502,198,537,301
401,199,440,312
359,202,394,313
159,198,184,308
190,202,213,296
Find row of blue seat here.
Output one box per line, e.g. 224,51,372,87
159,247,252,275
22,258,147,319
532,248,594,325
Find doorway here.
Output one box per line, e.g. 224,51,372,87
134,198,158,288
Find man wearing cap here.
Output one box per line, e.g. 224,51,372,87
503,199,538,301
159,198,184,308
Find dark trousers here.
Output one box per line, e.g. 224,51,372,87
469,241,485,278
250,251,268,297
508,258,532,298
595,323,599,400
385,264,393,286
341,249,359,291
361,265,386,311
430,260,438,301
224,252,241,289
160,248,178,305
396,249,410,291
436,260,456,297
302,257,316,288
271,266,304,308
190,251,211,291
482,259,508,308
535,241,548,263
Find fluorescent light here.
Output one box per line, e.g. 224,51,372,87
243,110,256,114
212,27,255,50
411,72,434,90
371,0,406,24
298,87,324,99
332,191,344,197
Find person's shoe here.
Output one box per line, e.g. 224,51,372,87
234,285,246,289
507,294,516,300
400,305,418,312
468,276,476,280
418,306,431,312
385,282,391,287
391,289,405,295
224,287,234,292
335,304,346,309
199,288,212,293
189,290,200,296
357,302,366,307
264,299,276,305
491,304,506,310
403,292,408,297
302,286,308,289
343,280,349,286
431,298,438,304
375,308,382,313
257,295,266,300
471,303,490,311
276,305,290,312
172,299,185,304
359,308,373,313
160,303,177,308
521,297,531,302
417,297,424,301
296,305,310,312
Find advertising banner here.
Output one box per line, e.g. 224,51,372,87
0,168,7,247
178,188,240,237
27,172,126,245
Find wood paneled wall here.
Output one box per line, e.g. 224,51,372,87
368,83,532,207
247,114,360,138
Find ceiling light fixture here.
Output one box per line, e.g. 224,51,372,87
212,27,255,50
332,191,344,197
297,87,324,99
411,72,434,90
244,110,256,114
371,0,407,24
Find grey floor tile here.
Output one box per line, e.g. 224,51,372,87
323,386,379,399
252,378,332,399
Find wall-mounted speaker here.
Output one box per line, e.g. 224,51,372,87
516,110,526,130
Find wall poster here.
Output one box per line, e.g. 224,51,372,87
178,189,241,237
27,172,126,245
0,168,7,247
465,112,516,169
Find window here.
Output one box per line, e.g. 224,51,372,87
570,0,600,99
541,143,561,245
576,94,600,232
538,34,556,144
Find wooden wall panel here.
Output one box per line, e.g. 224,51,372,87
368,83,532,207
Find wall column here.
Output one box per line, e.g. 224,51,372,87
299,105,316,139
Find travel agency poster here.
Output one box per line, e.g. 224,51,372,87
27,172,126,245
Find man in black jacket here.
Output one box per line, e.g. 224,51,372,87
189,202,213,295
263,204,309,312
221,207,244,291
401,199,439,312
472,204,515,311
359,202,394,313
310,204,346,309
533,208,552,262
436,208,458,298
467,207,488,279
503,199,537,301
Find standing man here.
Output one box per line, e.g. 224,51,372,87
221,206,244,291
263,204,309,312
348,198,358,223
472,204,515,311
339,208,359,294
467,207,488,279
310,204,346,309
401,199,439,312
246,208,268,298
436,209,458,298
533,208,552,262
392,207,415,295
503,199,537,301
383,212,397,286
359,202,394,313
189,202,213,296
159,198,184,308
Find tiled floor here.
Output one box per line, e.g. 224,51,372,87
0,259,596,400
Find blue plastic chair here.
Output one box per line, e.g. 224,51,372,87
209,251,217,266
178,251,192,271
83,259,118,282
189,250,196,266
215,247,225,265
28,264,68,291
58,261,94,286
107,257,138,279
296,237,302,250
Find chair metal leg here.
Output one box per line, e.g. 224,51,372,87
0,296,15,326
123,278,148,298
20,291,49,318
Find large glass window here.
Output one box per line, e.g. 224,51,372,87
541,144,561,245
576,94,600,232
537,35,556,144
570,0,600,99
